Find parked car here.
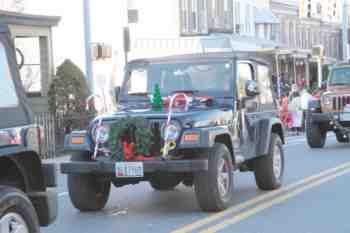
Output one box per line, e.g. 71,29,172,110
0,24,57,232
61,52,285,212
307,63,350,148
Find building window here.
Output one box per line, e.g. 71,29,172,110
263,24,268,39
245,4,251,34
15,37,41,93
308,28,312,48
234,1,241,34
271,24,278,41
289,22,294,48
180,0,208,35
128,9,139,23
209,0,233,32
313,30,317,45
284,20,289,45
302,28,306,49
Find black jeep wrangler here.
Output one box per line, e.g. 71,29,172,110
0,25,57,232
61,52,285,212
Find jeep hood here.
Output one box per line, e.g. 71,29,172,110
96,107,234,128
327,85,350,94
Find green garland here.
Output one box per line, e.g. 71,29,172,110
108,117,153,161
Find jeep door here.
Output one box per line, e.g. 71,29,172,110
0,26,33,130
234,61,259,160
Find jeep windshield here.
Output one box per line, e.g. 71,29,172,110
120,60,235,102
329,68,350,86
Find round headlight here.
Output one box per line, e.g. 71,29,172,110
161,121,181,141
92,124,110,143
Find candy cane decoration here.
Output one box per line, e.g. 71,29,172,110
92,118,103,160
162,93,190,159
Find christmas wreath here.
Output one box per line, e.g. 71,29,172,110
107,117,153,161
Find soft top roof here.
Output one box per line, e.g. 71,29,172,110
128,51,272,66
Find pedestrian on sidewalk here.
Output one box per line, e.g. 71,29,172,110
288,84,303,135
300,88,312,132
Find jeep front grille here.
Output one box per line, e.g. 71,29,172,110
149,120,165,157
332,96,350,111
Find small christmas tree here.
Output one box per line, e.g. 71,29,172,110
152,84,163,111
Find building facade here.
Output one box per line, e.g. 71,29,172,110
127,0,259,60
271,0,341,89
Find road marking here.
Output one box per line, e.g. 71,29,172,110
58,192,68,197
200,167,350,233
171,161,350,233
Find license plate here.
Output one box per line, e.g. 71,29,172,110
115,162,144,178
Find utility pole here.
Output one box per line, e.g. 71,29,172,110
342,0,349,61
83,0,94,93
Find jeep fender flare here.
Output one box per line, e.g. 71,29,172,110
256,118,285,156
0,148,46,192
206,126,234,162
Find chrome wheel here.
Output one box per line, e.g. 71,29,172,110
0,212,29,233
273,144,282,179
217,157,230,197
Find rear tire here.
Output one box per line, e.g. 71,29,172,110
67,153,111,211
254,133,284,190
336,133,349,143
0,186,39,233
194,143,234,212
149,173,182,191
306,114,327,148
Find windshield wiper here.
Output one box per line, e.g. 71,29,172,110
128,92,149,96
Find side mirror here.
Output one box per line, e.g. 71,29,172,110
114,86,121,103
245,80,260,97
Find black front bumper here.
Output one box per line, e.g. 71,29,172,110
61,159,208,175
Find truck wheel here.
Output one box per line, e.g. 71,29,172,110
306,115,327,148
0,186,39,233
149,173,182,191
336,133,349,143
194,143,234,212
67,153,111,211
254,133,284,190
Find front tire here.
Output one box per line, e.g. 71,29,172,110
306,114,327,148
194,143,234,212
67,152,111,211
254,133,284,190
0,186,39,233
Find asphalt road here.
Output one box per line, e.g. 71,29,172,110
42,134,350,233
